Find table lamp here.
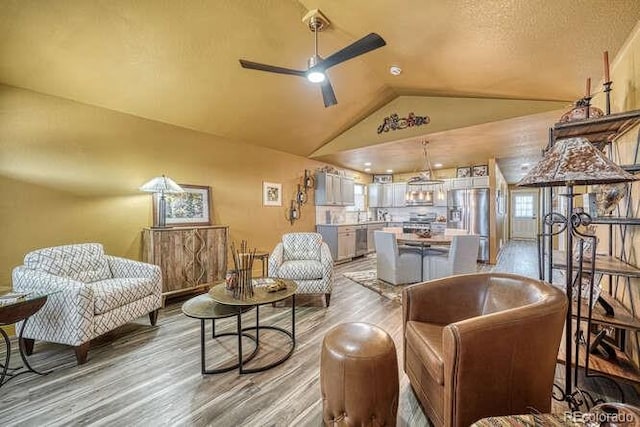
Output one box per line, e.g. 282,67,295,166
140,175,184,227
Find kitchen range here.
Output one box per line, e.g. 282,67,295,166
402,213,446,234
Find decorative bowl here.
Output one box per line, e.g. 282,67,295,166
415,230,432,238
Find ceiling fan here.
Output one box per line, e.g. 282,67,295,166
239,10,386,108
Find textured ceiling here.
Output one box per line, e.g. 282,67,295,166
1,1,639,169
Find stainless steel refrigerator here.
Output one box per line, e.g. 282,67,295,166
447,188,490,262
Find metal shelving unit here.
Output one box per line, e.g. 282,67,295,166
539,109,640,409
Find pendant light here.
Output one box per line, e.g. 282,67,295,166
406,141,443,203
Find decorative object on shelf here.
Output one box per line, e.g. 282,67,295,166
263,182,282,206
265,279,288,293
376,112,430,134
456,166,471,178
518,135,635,412
472,165,488,177
593,183,627,216
139,175,185,228
287,200,300,225
303,169,314,191
163,184,212,227
602,50,613,115
559,97,605,123
230,240,255,299
415,230,432,238
372,174,393,184
225,270,238,290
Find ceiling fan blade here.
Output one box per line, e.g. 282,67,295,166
317,33,386,70
321,78,338,107
239,59,306,77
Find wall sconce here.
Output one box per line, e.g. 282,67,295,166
296,184,307,205
288,200,300,225
303,169,315,192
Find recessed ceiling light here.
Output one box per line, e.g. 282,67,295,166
522,163,530,167
364,168,371,172
386,169,393,173
389,65,402,76
433,163,443,168
364,162,372,166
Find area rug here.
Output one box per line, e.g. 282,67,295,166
343,270,412,304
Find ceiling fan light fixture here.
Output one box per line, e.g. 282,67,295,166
307,70,326,83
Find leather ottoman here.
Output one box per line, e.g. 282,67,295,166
320,322,399,426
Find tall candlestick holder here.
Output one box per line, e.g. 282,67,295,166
583,95,593,119
603,81,612,115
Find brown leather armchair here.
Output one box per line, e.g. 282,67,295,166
402,273,567,427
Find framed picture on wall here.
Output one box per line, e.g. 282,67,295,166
456,167,471,178
472,165,489,177
157,184,212,227
263,182,282,206
372,174,393,184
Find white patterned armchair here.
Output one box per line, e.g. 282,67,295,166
268,233,333,306
12,243,162,364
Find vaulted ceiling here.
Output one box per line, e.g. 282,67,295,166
1,1,639,182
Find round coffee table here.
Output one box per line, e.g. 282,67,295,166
181,294,258,374
209,279,297,374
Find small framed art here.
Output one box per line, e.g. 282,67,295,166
472,165,489,177
372,174,393,184
263,182,282,206
456,167,471,178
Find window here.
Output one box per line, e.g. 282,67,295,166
514,194,534,218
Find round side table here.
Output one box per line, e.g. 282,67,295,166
182,294,258,374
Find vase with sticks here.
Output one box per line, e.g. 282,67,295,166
230,240,256,299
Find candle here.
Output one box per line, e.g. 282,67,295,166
585,77,591,97
603,50,610,82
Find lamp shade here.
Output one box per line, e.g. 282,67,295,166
517,137,635,188
139,175,184,194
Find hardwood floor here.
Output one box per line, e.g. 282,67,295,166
0,240,635,426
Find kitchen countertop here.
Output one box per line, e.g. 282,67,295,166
316,221,386,227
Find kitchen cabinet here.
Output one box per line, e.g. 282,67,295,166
316,225,356,262
392,182,406,207
338,228,356,260
472,176,490,188
451,178,471,189
367,183,395,207
450,176,489,189
315,172,354,206
368,183,381,207
341,177,355,205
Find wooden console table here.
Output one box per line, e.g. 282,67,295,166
142,225,228,300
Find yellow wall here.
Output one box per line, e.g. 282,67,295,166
0,84,367,291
